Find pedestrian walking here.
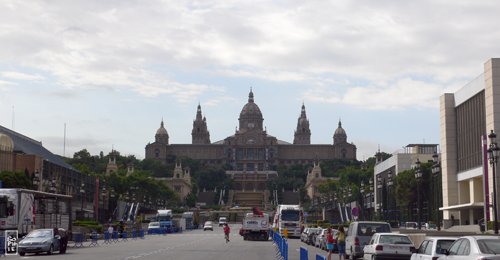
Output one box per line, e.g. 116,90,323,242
337,226,346,260
326,228,334,260
223,223,231,243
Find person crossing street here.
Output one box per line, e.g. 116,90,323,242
223,223,231,243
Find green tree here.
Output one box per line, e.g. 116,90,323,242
0,171,32,189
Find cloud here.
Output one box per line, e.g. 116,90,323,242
0,71,45,81
304,77,446,110
0,0,499,110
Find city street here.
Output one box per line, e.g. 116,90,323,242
13,224,276,260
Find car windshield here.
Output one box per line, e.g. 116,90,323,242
436,240,455,253
27,230,52,238
478,239,500,254
379,235,412,244
205,221,212,225
281,210,300,221
357,223,391,236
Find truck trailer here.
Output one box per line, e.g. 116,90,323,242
0,188,72,238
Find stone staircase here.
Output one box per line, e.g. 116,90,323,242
232,191,265,209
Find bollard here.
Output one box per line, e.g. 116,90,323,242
122,231,128,241
139,229,145,239
300,247,308,260
112,231,119,243
315,254,326,260
132,229,137,240
103,231,111,244
88,232,99,247
73,232,84,247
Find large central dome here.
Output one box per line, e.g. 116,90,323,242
240,90,263,118
239,89,264,132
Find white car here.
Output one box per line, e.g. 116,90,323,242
410,237,457,260
438,236,500,260
363,233,415,260
314,228,326,248
219,217,228,227
204,221,214,231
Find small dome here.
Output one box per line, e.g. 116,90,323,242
334,120,346,136
0,133,14,152
334,126,346,136
156,120,168,136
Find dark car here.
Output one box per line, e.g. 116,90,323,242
18,228,68,256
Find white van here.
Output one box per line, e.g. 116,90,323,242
219,217,228,226
345,221,391,259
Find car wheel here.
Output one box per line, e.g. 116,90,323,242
47,244,54,255
19,252,25,256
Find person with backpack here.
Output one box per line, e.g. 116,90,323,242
326,227,335,260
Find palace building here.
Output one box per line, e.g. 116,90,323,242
145,90,357,208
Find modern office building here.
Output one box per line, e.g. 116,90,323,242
373,144,438,221
440,58,500,227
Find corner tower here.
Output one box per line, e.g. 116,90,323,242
293,103,311,144
191,104,211,144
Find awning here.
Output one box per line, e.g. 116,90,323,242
440,202,484,211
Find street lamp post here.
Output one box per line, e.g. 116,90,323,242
49,178,57,193
415,159,423,230
32,170,40,191
360,182,365,221
387,170,393,221
102,185,107,223
377,175,382,219
368,178,375,220
432,152,441,231
80,183,85,218
488,130,500,235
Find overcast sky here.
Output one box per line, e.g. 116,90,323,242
1,0,499,160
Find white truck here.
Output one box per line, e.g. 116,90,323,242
272,204,303,238
240,212,269,241
0,189,72,237
156,209,173,230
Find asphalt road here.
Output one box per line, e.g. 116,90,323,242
13,224,277,260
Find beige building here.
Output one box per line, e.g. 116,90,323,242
304,161,339,201
440,58,500,227
156,163,192,201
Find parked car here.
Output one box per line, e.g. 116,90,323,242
306,227,321,245
148,221,161,233
219,217,228,227
438,236,500,259
18,228,68,256
301,227,311,243
204,221,214,231
314,228,327,248
363,233,415,260
411,237,457,260
345,221,392,259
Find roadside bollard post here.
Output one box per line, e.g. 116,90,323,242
300,247,308,260
315,254,327,260
139,229,145,239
